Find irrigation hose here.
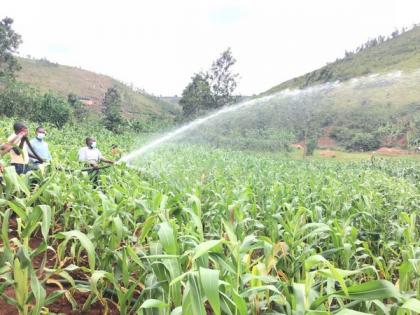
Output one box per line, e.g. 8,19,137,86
54,165,113,173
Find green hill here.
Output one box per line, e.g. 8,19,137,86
260,26,420,150
15,57,180,119
264,26,420,94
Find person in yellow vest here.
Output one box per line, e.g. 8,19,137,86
7,122,30,175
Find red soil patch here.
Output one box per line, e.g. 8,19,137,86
318,125,337,148
1,287,119,315
291,143,304,150
317,136,337,148
1,220,119,314
375,147,408,156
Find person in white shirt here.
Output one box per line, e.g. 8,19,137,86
78,137,114,187
78,137,114,168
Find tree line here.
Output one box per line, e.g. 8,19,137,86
342,24,417,59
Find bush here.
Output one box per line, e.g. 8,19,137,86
305,138,317,156
102,87,124,133
35,93,72,128
331,126,381,151
346,132,380,151
330,126,354,142
0,82,41,118
0,82,72,127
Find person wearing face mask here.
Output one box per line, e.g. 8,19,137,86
27,126,52,170
78,137,114,167
78,137,114,187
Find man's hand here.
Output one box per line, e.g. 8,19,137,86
18,130,28,138
100,157,115,164
0,144,12,155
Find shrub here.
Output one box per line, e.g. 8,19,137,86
35,93,72,128
305,137,317,156
0,82,72,127
346,132,380,151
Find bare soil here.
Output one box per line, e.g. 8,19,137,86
375,147,409,155
0,220,119,314
1,287,119,315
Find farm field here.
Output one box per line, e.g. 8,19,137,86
0,120,419,315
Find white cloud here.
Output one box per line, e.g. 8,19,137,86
2,0,420,95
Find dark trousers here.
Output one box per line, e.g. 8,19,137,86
88,169,99,188
11,163,29,175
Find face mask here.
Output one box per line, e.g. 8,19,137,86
90,142,97,149
37,133,46,140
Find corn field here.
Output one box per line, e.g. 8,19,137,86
0,120,420,315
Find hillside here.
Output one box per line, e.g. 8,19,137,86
264,26,420,94
15,57,180,119
259,26,420,150
159,95,181,106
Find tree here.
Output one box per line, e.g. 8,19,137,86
35,93,71,128
68,93,87,121
0,17,22,80
102,86,124,133
179,73,213,118
180,48,239,118
208,48,239,108
284,94,323,156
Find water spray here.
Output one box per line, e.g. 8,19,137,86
118,94,277,163
118,69,413,165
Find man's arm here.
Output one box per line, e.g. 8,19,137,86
0,143,12,156
97,150,113,164
7,134,21,145
40,143,52,162
8,130,27,145
100,156,114,164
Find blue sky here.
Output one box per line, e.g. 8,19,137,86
3,0,420,96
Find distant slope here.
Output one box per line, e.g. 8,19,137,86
264,26,420,94
261,26,420,150
16,57,180,119
159,96,181,105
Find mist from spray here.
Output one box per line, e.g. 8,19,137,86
119,94,274,163
118,83,330,164
119,69,417,165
